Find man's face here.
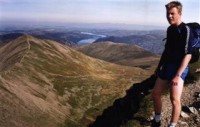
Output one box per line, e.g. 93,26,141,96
166,7,181,25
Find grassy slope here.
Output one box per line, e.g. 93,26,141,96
76,41,160,69
0,35,152,127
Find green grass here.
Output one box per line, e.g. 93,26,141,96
64,119,80,127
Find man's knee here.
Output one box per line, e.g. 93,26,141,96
170,96,181,106
152,89,162,100
152,78,168,99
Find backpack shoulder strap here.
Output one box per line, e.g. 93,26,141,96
185,25,191,53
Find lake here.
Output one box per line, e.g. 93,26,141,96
78,32,106,45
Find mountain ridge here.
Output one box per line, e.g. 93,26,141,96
94,34,165,54
0,34,30,72
0,35,151,127
76,41,160,69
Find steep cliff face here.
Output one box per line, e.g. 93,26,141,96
0,35,150,127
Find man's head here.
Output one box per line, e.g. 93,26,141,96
165,1,182,25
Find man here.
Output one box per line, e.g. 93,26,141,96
151,1,192,127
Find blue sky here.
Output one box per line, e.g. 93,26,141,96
0,0,199,27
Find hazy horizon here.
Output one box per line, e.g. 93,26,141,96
0,0,199,30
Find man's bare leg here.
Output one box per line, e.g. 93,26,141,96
152,78,169,121
170,78,184,125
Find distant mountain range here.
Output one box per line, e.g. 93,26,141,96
0,33,24,45
0,28,166,54
94,33,166,54
76,41,160,69
0,31,97,46
0,35,151,127
0,22,167,31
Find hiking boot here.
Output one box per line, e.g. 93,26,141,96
151,119,161,127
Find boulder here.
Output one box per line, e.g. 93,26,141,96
180,111,190,118
188,106,199,115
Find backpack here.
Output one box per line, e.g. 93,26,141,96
185,22,200,63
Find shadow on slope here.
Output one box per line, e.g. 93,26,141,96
89,75,156,127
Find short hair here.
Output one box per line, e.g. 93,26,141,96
165,1,182,13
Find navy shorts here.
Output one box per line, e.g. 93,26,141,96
158,63,189,81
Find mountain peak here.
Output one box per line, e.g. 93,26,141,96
19,34,33,39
